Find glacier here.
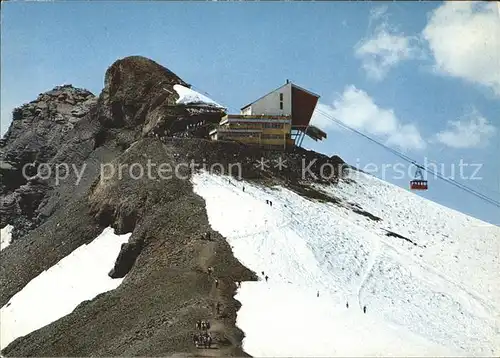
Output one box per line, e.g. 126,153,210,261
192,169,500,357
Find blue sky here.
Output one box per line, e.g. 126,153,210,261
1,1,499,225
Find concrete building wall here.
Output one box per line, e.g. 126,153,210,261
244,83,292,116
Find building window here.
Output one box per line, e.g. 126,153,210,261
280,93,283,101
263,123,283,129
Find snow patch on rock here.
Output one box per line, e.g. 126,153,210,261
0,224,14,251
173,84,224,108
0,227,130,350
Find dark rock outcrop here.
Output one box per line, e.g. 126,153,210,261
96,56,224,139
96,56,189,130
1,85,96,161
0,85,98,237
109,240,145,278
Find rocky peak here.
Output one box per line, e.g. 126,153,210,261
1,83,97,158
96,56,223,137
10,85,96,125
0,56,228,242
97,56,187,129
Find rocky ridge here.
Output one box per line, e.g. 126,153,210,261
0,55,345,356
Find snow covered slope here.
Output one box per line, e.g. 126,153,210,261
192,169,500,357
173,84,224,108
0,227,130,350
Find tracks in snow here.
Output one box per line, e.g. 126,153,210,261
200,174,498,319
356,236,382,309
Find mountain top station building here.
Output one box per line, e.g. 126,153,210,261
209,80,327,150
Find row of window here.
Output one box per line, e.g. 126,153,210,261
219,131,291,138
229,124,261,129
261,134,285,139
221,132,259,138
219,133,286,140
227,123,286,129
263,123,284,129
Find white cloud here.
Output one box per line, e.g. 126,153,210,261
422,2,500,96
310,103,338,131
386,123,426,151
355,23,420,81
369,5,388,23
435,113,497,149
311,85,426,150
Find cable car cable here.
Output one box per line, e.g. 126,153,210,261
423,156,500,197
315,108,500,208
316,108,500,207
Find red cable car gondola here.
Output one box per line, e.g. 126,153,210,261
410,166,428,190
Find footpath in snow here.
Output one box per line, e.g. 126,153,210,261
192,170,500,357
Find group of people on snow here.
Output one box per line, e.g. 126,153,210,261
341,301,366,313
240,185,275,208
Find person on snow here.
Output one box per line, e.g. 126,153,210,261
201,320,206,330
215,279,219,288
346,301,349,309
363,305,367,314
196,320,201,330
206,320,211,330
261,271,265,276
317,291,319,298
265,275,269,282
